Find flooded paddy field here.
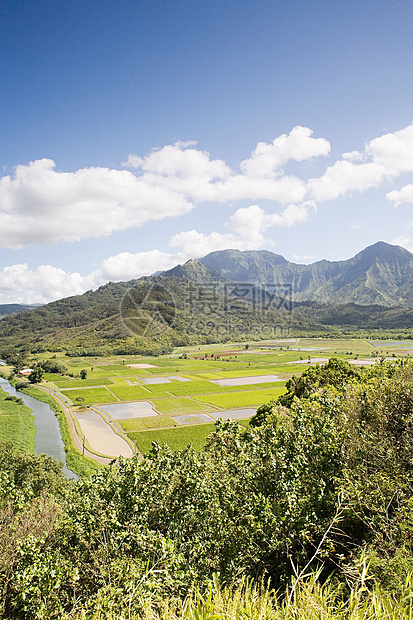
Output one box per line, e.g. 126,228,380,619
98,401,157,419
75,409,134,458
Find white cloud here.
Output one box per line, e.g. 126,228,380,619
341,150,365,162
367,124,413,174
95,250,184,282
127,139,309,204
227,202,316,247
0,253,187,304
292,254,317,263
170,230,251,256
391,236,413,251
308,123,413,201
126,142,230,179
269,201,317,227
0,264,92,305
308,160,386,201
5,123,413,252
0,127,329,250
0,159,194,249
387,184,413,206
240,126,330,177
170,202,317,259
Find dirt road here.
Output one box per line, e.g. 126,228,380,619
38,386,115,465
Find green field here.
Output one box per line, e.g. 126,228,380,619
9,337,391,456
60,386,118,404
120,416,176,431
193,386,286,408
151,397,215,415
43,373,72,382
128,424,217,453
53,377,115,388
109,385,151,400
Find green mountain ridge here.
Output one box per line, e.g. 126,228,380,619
198,241,413,306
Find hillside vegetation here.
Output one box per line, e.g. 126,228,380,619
2,273,413,357
2,359,413,617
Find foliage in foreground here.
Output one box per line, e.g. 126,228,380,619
65,571,413,620
2,360,413,617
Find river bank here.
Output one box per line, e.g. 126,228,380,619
0,377,77,478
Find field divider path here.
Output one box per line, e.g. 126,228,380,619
104,385,121,401
186,396,221,410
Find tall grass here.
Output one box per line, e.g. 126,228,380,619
65,570,413,620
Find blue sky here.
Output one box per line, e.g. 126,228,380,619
2,0,413,303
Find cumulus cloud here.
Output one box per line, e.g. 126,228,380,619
292,254,317,263
4,123,413,251
0,159,193,248
95,250,184,282
391,236,413,251
0,264,93,305
0,127,331,249
308,160,386,201
227,202,316,247
125,141,230,179
240,126,330,178
169,202,317,259
0,253,186,304
125,136,309,204
308,123,413,202
387,184,413,206
391,235,411,248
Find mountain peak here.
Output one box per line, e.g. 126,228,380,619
162,258,218,281
352,241,413,266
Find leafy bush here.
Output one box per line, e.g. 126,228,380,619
3,360,413,617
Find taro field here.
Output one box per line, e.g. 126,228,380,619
40,337,401,453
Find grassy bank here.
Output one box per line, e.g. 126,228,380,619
0,386,36,452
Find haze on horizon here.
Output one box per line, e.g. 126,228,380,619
2,0,413,305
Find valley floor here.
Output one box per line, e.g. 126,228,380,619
4,336,410,463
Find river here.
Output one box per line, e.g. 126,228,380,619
0,377,77,479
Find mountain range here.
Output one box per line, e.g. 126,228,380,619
1,241,413,354
177,241,413,307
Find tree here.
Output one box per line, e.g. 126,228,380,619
278,357,361,407
80,369,88,380
28,367,43,384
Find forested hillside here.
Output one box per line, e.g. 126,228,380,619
2,270,413,358
2,359,413,618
